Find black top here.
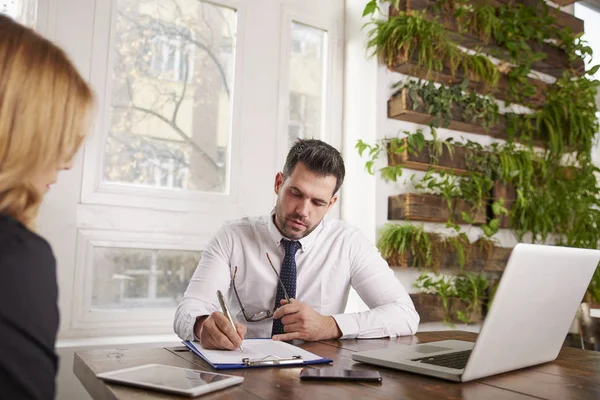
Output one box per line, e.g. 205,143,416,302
0,214,59,399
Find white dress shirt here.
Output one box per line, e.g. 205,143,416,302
174,212,419,340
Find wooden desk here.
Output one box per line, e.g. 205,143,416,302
74,331,600,400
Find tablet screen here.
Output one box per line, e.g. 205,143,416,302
99,364,236,391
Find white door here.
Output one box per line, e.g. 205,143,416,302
25,0,343,339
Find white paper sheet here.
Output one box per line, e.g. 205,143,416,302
187,339,324,365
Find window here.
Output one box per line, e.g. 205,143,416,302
49,0,343,338
104,0,237,193
287,22,327,148
144,34,195,83
0,0,36,25
92,247,200,310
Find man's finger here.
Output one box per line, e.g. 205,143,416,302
282,321,302,333
207,313,242,350
214,313,242,346
279,298,297,305
203,321,226,349
234,322,247,340
272,331,300,341
280,312,300,326
273,303,300,319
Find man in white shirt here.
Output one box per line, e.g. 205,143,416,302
174,139,419,349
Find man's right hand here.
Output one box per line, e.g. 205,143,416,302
194,312,247,350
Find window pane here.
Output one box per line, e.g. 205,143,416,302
91,247,200,310
104,1,237,193
0,0,36,25
288,22,327,148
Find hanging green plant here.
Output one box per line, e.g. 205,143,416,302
414,271,489,326
377,223,441,269
356,130,427,182
365,10,499,86
395,79,500,130
360,0,600,305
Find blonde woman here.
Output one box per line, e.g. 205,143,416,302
0,15,93,399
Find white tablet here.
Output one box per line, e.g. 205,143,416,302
96,364,244,397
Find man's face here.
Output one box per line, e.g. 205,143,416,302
273,162,338,240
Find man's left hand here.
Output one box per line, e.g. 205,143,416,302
271,299,342,341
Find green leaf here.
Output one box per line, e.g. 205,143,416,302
456,310,470,324
362,0,378,17
491,200,508,216
381,166,401,182
588,64,600,76
365,160,375,175
488,218,500,231
461,212,475,224
481,224,494,237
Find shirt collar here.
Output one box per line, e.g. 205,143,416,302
267,209,324,252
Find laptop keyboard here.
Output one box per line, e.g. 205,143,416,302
411,349,472,370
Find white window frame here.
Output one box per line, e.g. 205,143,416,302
276,8,343,166
81,0,247,212
70,229,207,336
276,4,344,218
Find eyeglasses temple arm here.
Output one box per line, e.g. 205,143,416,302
266,252,291,304
232,266,253,321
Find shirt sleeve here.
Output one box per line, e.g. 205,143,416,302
173,226,233,341
331,229,419,339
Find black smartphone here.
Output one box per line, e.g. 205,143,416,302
299,368,382,382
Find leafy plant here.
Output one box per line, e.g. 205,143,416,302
414,272,489,326
365,11,499,86
413,272,457,325
361,0,600,304
377,223,441,270
454,272,489,324
395,79,500,130
443,232,471,270
356,130,426,182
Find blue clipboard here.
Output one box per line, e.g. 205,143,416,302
183,339,332,370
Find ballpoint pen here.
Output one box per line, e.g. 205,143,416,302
216,290,245,352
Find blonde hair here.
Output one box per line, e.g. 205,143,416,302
0,15,94,229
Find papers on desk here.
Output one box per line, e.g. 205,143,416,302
183,339,332,369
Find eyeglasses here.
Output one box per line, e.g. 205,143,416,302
231,253,290,322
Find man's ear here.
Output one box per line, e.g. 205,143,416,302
274,172,284,195
327,195,338,211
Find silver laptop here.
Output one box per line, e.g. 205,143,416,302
352,243,600,382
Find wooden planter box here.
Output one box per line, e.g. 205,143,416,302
410,293,483,324
547,0,577,8
389,46,548,109
388,193,487,225
467,245,512,272
387,137,470,174
385,242,512,272
388,89,507,139
391,1,584,78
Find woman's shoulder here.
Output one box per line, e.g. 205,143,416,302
0,214,54,263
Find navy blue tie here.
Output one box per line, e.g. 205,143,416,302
271,239,301,336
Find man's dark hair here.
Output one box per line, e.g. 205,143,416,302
283,139,345,195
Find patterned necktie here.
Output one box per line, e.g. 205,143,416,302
271,239,301,335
